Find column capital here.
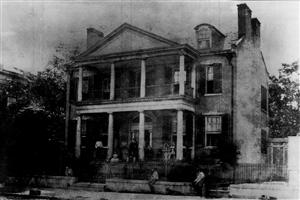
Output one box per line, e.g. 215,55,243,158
141,55,149,60
138,110,145,113
107,111,114,115
179,50,187,56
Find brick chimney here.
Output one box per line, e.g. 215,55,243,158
87,28,104,49
251,18,261,48
237,4,252,39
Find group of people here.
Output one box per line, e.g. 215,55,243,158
147,168,206,196
94,138,139,163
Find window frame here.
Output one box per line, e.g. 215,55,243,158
197,27,212,49
205,64,222,95
205,115,222,147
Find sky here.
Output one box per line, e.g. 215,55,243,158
0,0,299,75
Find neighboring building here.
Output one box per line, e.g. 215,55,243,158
0,67,28,108
65,3,269,164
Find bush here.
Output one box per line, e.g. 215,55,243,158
217,140,240,168
167,162,196,182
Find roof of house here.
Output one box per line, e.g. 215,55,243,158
0,69,29,85
77,22,238,60
78,23,182,58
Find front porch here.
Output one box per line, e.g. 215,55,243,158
74,109,196,162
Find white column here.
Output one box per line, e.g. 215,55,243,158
176,110,184,160
191,114,196,160
140,59,146,98
179,55,185,95
75,116,81,158
110,63,115,100
107,112,114,159
191,63,196,98
77,67,83,101
139,110,145,160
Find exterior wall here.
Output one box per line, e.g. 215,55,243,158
235,38,269,163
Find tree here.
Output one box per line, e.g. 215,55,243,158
269,61,300,137
0,43,81,178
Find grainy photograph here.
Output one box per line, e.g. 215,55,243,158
0,0,299,199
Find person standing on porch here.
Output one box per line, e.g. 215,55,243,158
94,141,106,162
129,138,138,162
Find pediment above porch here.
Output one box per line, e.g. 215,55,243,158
77,23,180,58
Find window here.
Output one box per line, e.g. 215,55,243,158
261,86,267,112
102,78,110,92
206,64,222,94
261,129,267,154
205,116,222,146
197,27,211,49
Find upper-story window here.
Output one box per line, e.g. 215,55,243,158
206,64,222,94
261,85,267,112
197,27,211,49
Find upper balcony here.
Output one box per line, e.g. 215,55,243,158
70,53,197,106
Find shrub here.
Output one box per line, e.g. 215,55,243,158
167,162,196,182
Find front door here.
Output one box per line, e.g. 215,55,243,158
129,124,152,148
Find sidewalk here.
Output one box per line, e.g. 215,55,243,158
3,188,245,200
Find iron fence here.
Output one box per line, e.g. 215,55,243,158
87,161,288,184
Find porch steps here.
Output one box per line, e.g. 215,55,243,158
208,186,230,198
69,182,105,191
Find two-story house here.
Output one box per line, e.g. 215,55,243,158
0,67,29,108
65,3,269,165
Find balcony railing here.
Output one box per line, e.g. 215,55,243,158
82,89,110,101
115,86,140,99
81,84,194,102
146,83,179,97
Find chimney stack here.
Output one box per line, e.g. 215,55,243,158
237,4,252,39
87,28,104,49
251,18,261,48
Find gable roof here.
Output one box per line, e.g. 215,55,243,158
77,23,181,58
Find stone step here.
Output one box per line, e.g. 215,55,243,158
69,182,105,191
208,187,230,198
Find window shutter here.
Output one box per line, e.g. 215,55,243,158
213,63,222,93
261,129,267,154
221,114,229,143
261,86,267,111
196,114,205,147
70,77,78,101
198,65,206,95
